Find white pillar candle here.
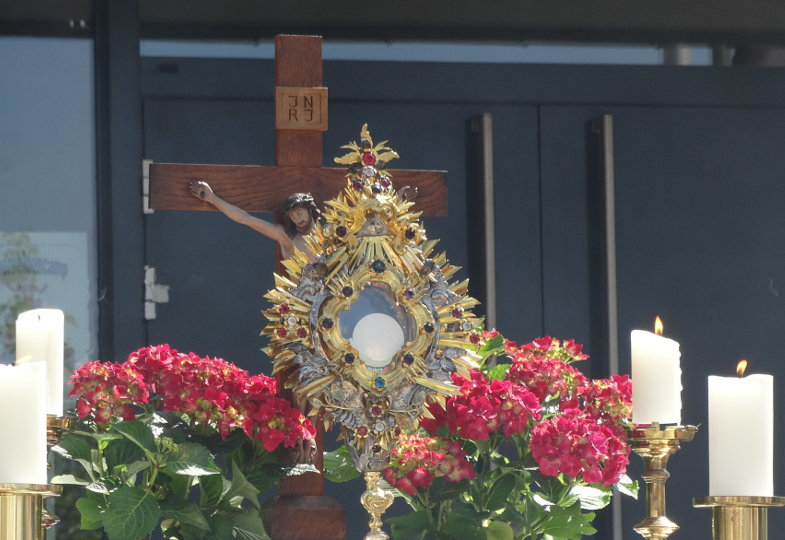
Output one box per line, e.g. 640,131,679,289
0,362,48,484
631,329,682,425
16,308,64,416
708,373,773,496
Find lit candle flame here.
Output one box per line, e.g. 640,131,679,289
654,316,664,336
737,359,748,377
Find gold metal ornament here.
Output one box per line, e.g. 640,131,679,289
0,484,61,540
263,124,482,473
360,472,395,540
46,414,77,454
626,423,698,539
693,496,785,540
41,414,76,532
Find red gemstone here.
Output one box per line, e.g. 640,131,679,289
357,426,368,436
362,152,377,165
371,406,382,416
276,328,287,338
469,333,481,344
280,304,290,314
297,328,308,338
452,308,463,318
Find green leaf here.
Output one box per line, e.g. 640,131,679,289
485,473,516,511
86,475,124,494
478,333,506,358
150,410,189,442
196,426,249,455
160,499,211,531
105,437,146,470
208,508,271,540
111,420,157,454
103,486,161,540
323,444,363,483
163,471,193,500
224,461,261,509
538,502,596,539
173,523,210,540
570,484,612,511
225,440,282,492
616,474,639,500
532,492,555,507
163,442,221,476
441,510,485,540
199,473,227,508
119,460,151,480
497,506,528,529
52,433,94,474
425,476,469,505
387,509,434,540
485,363,510,382
50,473,90,486
75,495,104,530
485,521,515,540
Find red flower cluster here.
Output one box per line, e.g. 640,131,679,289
508,336,589,362
530,408,630,486
507,356,588,408
69,344,315,452
71,361,148,422
421,370,542,440
384,433,475,495
394,335,632,492
580,375,633,427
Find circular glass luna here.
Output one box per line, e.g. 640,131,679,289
350,312,405,368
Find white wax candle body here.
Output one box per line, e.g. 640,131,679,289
0,362,48,484
631,330,682,425
708,374,773,496
16,308,64,416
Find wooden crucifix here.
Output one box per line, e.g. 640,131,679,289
149,34,448,540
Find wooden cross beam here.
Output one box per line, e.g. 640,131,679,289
148,34,448,540
149,163,448,217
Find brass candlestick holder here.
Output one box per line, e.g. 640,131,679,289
42,414,76,532
46,414,76,454
693,496,785,540
0,484,62,540
360,471,395,540
627,423,698,539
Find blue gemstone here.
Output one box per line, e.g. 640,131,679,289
345,353,355,364
321,318,333,329
372,260,386,272
374,377,385,388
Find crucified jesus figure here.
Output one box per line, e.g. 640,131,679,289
189,180,320,261
190,179,320,463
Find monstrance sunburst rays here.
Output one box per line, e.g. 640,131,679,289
262,124,482,471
